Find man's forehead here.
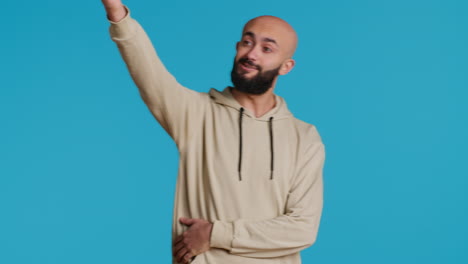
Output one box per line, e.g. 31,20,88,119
241,15,298,55
243,16,292,35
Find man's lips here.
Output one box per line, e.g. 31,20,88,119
239,62,258,72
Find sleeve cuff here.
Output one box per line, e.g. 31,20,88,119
209,220,233,250
108,5,135,40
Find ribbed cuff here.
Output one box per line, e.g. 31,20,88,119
108,5,135,40
209,220,233,250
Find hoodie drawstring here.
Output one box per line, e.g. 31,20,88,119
237,107,275,181
238,108,244,181
269,116,274,180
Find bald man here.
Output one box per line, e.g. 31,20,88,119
101,1,325,264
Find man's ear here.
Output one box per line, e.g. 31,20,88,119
236,41,240,50
279,58,295,75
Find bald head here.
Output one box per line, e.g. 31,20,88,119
242,15,298,58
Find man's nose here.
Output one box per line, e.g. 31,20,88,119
246,45,260,61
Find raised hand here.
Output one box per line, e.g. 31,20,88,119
101,0,127,22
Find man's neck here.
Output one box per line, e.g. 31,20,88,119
230,87,277,118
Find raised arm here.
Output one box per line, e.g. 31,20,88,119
101,1,206,148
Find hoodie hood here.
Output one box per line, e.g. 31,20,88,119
208,87,293,121
208,86,294,181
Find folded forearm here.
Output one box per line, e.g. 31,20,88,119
210,212,321,258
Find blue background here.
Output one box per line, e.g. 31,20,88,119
1,0,467,263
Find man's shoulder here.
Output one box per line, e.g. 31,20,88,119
291,116,323,144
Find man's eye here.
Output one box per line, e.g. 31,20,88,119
243,40,252,45
263,47,272,52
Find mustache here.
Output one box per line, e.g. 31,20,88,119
238,57,261,70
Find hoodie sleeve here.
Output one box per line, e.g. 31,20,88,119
108,6,205,148
209,140,325,258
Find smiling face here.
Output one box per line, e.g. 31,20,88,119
231,16,297,95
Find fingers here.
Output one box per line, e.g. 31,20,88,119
180,217,195,226
173,236,190,264
174,233,185,245
176,249,187,263
172,239,185,256
175,246,193,264
182,252,194,264
173,235,196,264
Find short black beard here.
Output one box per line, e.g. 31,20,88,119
230,57,281,95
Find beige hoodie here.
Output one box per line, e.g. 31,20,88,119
108,6,325,264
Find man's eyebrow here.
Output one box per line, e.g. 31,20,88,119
243,31,279,46
243,31,255,38
263,37,278,46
